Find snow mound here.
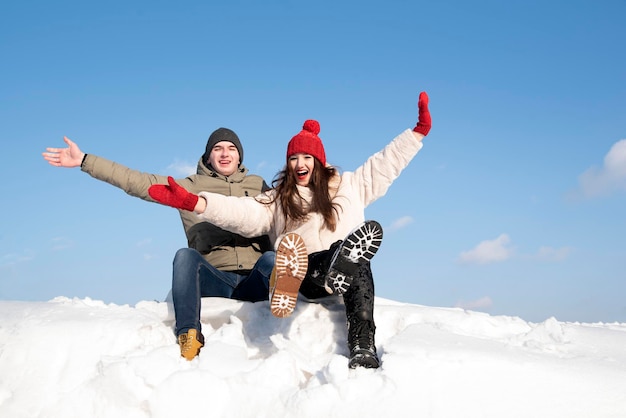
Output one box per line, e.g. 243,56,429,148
1,296,625,418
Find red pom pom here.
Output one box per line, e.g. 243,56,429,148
302,119,320,135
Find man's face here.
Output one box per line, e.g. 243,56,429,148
208,141,240,176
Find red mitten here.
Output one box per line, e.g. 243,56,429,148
148,176,199,212
413,91,431,136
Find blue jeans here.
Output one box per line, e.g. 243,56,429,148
172,248,275,336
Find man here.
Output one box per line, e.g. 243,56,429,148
43,128,275,360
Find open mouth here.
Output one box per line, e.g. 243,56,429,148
296,169,308,180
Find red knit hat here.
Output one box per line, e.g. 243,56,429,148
286,119,326,166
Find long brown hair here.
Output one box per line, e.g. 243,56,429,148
267,158,341,232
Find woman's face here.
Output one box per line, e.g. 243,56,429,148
288,153,315,186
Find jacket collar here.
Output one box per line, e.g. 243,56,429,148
197,158,249,182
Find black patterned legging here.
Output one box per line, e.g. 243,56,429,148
299,245,375,323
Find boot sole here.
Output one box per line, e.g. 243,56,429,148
270,233,308,318
327,220,383,294
348,348,380,369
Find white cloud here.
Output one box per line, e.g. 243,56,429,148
166,159,196,177
50,237,73,251
577,139,626,198
458,234,513,265
535,246,572,261
135,239,154,260
0,251,35,268
136,238,152,247
455,296,493,310
386,216,414,232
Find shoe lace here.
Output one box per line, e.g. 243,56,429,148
182,337,192,352
349,320,375,352
179,334,191,351
180,331,200,353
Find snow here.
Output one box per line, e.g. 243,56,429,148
1,295,625,418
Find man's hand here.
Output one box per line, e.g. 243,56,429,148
42,136,85,168
148,176,199,212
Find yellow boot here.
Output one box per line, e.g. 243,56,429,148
269,266,277,298
178,329,204,360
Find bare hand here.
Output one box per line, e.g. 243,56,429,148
42,136,85,168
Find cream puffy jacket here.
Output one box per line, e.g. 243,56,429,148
197,129,423,254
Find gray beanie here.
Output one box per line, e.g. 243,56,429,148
203,127,244,165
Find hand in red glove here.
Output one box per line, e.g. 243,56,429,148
148,176,199,212
413,91,432,136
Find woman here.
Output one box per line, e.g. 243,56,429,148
149,92,432,368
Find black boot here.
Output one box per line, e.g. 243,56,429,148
347,313,379,369
344,263,380,369
327,220,383,294
299,240,342,299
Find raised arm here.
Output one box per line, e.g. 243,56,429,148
350,91,432,206
42,136,85,168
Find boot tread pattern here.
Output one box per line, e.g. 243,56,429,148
328,220,383,295
271,233,308,318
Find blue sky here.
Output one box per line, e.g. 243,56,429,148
1,0,624,323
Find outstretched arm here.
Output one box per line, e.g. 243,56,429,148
42,136,86,168
149,176,207,213
43,136,175,202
